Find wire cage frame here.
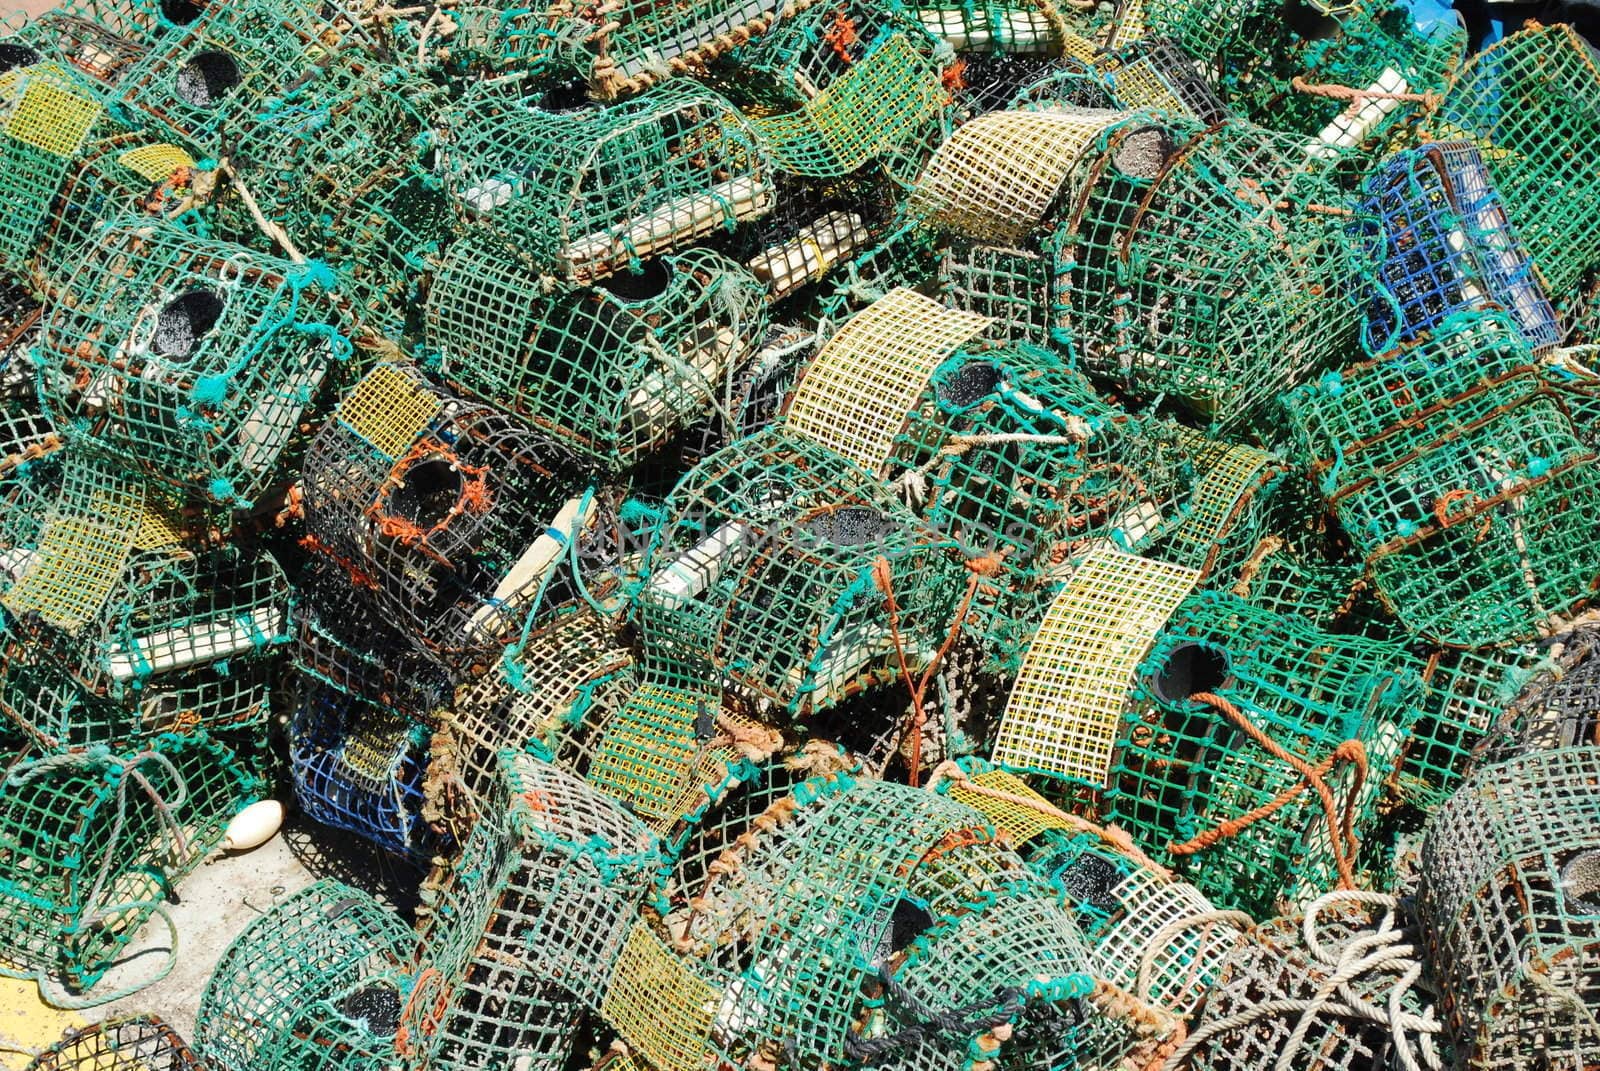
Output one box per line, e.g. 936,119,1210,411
195,878,417,1071
635,424,966,718
0,730,261,995
1284,308,1600,648
23,1015,206,1071
302,363,590,662
1360,141,1559,356
36,218,360,508
0,3,158,91
428,236,770,472
1145,431,1291,579
1093,36,1228,124
289,681,434,859
1105,591,1424,915
1050,114,1367,427
1472,631,1600,765
1424,22,1600,298
1418,746,1600,1071
434,79,773,282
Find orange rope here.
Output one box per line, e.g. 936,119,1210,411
823,8,859,64
1167,692,1367,890
1290,75,1439,108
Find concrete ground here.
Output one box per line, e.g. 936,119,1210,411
0,812,425,1067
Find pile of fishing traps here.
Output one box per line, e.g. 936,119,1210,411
2,0,1600,1069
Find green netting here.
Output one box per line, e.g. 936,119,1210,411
1052,114,1367,427
1284,308,1600,647
302,363,588,661
0,5,158,89
1426,23,1600,296
1145,432,1292,580
1094,36,1228,123
435,79,772,281
1418,746,1600,1071
1106,591,1423,914
584,0,821,99
195,879,416,1071
37,218,360,508
427,235,769,470
635,424,965,718
939,243,1054,346
22,1014,206,1071
434,4,576,76
0,731,260,995
1220,537,1368,629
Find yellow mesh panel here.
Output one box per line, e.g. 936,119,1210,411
5,77,101,157
1106,0,1146,48
131,504,187,551
649,711,768,832
910,108,1123,243
3,491,141,633
603,921,719,1071
784,288,991,472
587,684,703,821
947,767,1074,845
1162,436,1280,565
1100,56,1187,115
336,365,442,459
117,143,197,182
991,546,1198,783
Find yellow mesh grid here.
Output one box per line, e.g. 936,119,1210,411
1106,0,1146,49
603,920,720,1071
991,546,1198,783
131,503,188,551
1162,437,1280,564
784,288,991,472
3,491,141,632
648,710,770,832
911,108,1123,243
947,767,1074,845
117,143,198,182
1101,56,1187,115
5,77,101,157
586,684,703,821
335,364,442,459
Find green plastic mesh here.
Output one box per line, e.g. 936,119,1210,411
636,424,964,718
1106,591,1422,914
37,218,360,508
1145,432,1291,580
939,244,1054,346
23,1015,206,1071
1284,309,1600,647
1053,115,1365,427
302,363,586,661
1426,23,1600,297
195,879,416,1071
1094,36,1228,123
427,235,769,470
1418,746,1600,1071
435,79,772,281
0,731,260,993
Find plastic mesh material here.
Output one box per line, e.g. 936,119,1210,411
1360,142,1559,355
428,237,769,470
939,243,1054,346
23,1015,206,1071
1426,23,1600,297
1418,747,1600,1071
991,546,1198,786
1148,433,1289,578
1107,592,1422,913
1095,37,1228,123
1285,309,1600,647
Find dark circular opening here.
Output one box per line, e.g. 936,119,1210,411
0,44,41,74
877,896,934,963
596,258,673,303
1055,852,1123,913
1112,126,1174,181
154,289,224,360
936,361,1002,408
159,0,209,24
538,80,593,113
337,982,401,1037
388,458,463,530
800,506,891,548
1562,851,1600,914
1150,642,1230,704
175,50,241,107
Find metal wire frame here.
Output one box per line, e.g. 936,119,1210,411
1285,308,1600,648
635,424,966,719
434,79,773,281
1105,591,1425,914
1418,746,1600,1071
428,236,770,472
302,363,589,663
23,1015,206,1071
1473,631,1600,766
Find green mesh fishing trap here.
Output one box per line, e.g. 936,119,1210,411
1418,746,1600,1071
1426,23,1600,297
0,4,157,90
1284,308,1600,648
427,235,770,471
1051,114,1366,428
1144,431,1293,581
37,218,361,508
0,731,260,995
1471,629,1600,764
435,79,773,282
23,1015,206,1071
635,424,965,718
195,878,417,1071
1105,591,1423,914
